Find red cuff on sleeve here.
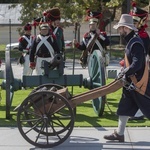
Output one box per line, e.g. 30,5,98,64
119,59,125,67
75,42,80,48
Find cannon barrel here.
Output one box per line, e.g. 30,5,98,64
49,54,63,70
41,54,63,70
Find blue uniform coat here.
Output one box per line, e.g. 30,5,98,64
117,31,150,119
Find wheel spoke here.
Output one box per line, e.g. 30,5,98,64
17,86,74,148
35,121,45,143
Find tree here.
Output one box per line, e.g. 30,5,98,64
10,0,149,30
10,0,116,30
106,0,149,44
0,0,23,2
106,0,149,16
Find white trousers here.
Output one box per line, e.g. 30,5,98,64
35,57,52,75
23,54,33,76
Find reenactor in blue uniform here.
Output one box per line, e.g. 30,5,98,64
29,23,60,75
18,23,34,76
104,14,150,142
73,11,110,68
129,2,150,120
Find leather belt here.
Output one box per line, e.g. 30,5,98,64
37,54,51,58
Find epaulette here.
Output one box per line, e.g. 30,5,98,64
139,30,149,38
100,31,106,36
83,32,89,38
18,37,24,42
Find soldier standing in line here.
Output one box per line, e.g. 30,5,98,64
73,11,110,68
18,23,34,76
29,23,60,75
48,8,65,55
34,7,65,55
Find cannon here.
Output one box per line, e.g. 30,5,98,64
1,48,107,119
17,77,125,148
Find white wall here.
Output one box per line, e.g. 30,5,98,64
1,20,150,45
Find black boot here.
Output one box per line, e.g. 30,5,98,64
129,115,144,120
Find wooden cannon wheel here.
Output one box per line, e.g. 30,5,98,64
88,50,106,117
17,89,74,148
26,84,67,134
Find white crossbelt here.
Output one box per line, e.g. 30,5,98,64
53,27,58,35
95,39,104,53
85,33,95,48
84,33,104,53
22,35,32,49
36,35,54,57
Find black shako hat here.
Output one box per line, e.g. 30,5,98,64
130,2,148,22
24,23,32,31
87,11,102,24
45,7,60,21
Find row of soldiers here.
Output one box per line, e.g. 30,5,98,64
18,5,150,83
18,7,112,76
18,5,150,74
18,7,64,75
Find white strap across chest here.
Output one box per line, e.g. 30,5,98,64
84,33,104,52
22,35,32,49
85,33,95,48
53,27,59,35
95,39,104,53
36,35,54,57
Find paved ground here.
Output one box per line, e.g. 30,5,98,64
0,58,121,79
0,127,150,150
0,59,150,150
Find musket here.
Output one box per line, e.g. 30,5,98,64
71,22,78,95
33,18,37,36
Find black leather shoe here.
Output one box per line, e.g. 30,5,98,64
129,115,144,121
104,130,124,142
